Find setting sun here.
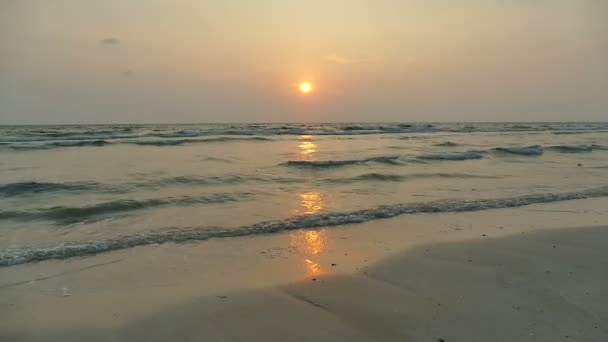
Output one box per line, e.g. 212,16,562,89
298,81,313,94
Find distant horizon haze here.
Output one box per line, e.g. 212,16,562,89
1,120,608,127
1,0,607,124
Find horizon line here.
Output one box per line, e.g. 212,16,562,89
1,120,607,127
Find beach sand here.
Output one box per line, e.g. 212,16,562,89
1,198,607,341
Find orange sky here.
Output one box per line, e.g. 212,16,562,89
1,0,606,123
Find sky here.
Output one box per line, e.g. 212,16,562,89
0,0,606,124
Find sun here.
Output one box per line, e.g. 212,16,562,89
298,81,313,94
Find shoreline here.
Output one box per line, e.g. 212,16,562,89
1,198,607,341
3,187,608,267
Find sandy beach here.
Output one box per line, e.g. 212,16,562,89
3,1,607,340
1,197,607,341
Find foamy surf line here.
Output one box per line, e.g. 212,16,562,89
2,187,607,266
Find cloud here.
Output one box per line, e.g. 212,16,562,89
100,37,120,45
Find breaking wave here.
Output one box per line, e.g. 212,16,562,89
325,173,405,182
2,186,607,266
0,181,104,197
5,140,112,150
142,175,301,187
0,176,301,198
435,141,459,147
2,136,272,150
548,145,593,153
417,152,484,161
323,172,497,184
284,156,401,167
492,145,544,156
132,136,271,146
3,123,607,145
0,193,253,224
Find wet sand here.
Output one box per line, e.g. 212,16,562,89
1,198,607,341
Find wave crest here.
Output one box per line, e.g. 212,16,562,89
2,136,272,150
0,193,253,224
548,145,593,153
0,181,101,197
132,136,270,146
435,141,459,147
284,156,401,167
2,186,607,266
417,152,484,161
323,172,497,184
492,145,544,156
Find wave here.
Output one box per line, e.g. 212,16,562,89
492,145,544,156
132,136,271,146
146,175,251,186
2,140,115,150
0,181,105,197
2,136,272,150
140,125,435,138
547,145,593,153
324,173,405,183
0,133,142,144
338,124,435,134
0,175,302,198
4,140,113,150
417,152,484,161
2,186,607,266
48,140,111,147
3,124,608,146
156,128,308,137
552,130,608,135
323,172,497,184
490,144,605,156
0,193,253,224
142,175,300,187
284,156,401,168
435,141,459,147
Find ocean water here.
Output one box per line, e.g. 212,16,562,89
1,122,607,265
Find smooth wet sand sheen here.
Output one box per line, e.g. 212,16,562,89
1,198,607,341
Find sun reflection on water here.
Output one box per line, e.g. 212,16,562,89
297,136,317,160
299,141,317,155
299,191,324,215
304,259,322,275
291,136,329,276
289,229,328,276
303,230,325,255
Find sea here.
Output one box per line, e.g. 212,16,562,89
1,122,607,266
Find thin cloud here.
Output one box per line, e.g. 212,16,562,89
100,37,120,45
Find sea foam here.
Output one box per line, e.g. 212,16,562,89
2,186,607,266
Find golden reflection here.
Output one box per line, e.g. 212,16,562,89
304,230,325,255
297,136,317,160
304,259,322,275
299,191,323,215
289,230,326,256
289,229,328,276
298,141,317,155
